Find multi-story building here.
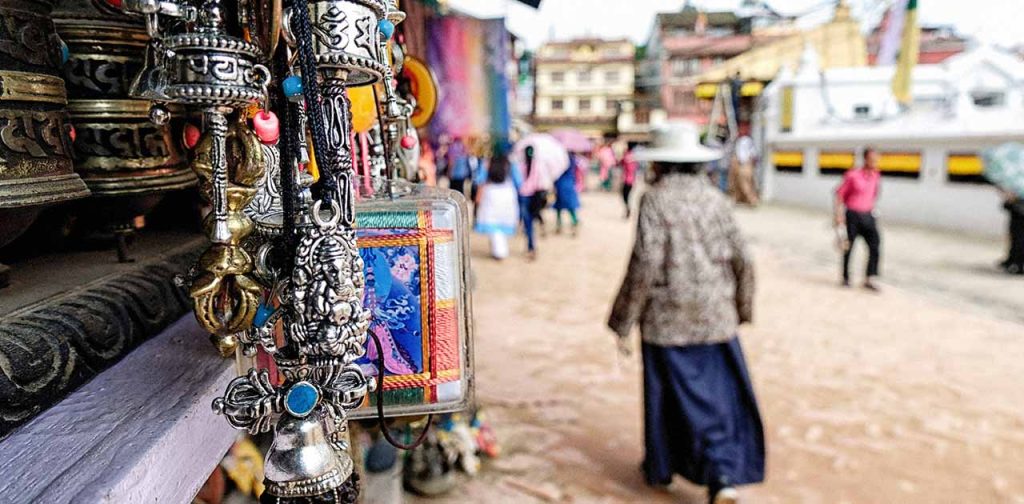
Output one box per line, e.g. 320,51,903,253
532,38,636,139
637,1,793,125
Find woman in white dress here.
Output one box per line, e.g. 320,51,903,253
474,154,520,260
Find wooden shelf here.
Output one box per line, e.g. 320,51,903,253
0,316,238,504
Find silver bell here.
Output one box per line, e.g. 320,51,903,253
263,414,353,498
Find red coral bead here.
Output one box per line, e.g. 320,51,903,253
183,123,201,149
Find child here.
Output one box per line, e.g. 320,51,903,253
474,154,519,260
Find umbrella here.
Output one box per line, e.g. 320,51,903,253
513,133,570,194
983,142,1024,198
550,128,594,153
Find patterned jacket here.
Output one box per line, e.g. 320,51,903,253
608,173,754,347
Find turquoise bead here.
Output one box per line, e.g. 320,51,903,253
285,382,319,418
253,303,274,327
59,40,69,65
379,19,395,40
283,75,303,98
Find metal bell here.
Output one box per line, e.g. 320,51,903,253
263,414,353,499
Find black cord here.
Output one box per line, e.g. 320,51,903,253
274,45,297,271
290,0,337,202
366,329,432,450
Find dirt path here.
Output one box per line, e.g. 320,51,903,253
413,191,1024,504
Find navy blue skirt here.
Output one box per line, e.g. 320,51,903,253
642,338,765,488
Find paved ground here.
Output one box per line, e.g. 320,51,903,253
411,190,1024,504
736,204,1024,325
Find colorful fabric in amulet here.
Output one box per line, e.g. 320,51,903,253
355,208,463,411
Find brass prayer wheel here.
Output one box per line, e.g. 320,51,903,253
54,0,194,198
0,0,89,223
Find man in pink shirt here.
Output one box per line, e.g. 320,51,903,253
835,147,882,290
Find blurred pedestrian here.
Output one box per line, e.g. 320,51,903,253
519,146,547,260
574,152,588,193
608,122,763,504
729,135,759,206
554,153,581,236
446,137,471,195
621,143,639,219
835,146,882,290
999,189,1024,274
435,134,451,182
597,140,617,192
470,140,490,220
418,138,437,186
474,153,520,260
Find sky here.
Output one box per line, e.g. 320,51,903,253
445,0,1024,50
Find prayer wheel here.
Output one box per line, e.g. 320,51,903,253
303,0,389,86
0,0,90,252
53,0,193,204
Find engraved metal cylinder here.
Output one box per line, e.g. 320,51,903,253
0,0,89,219
54,0,194,197
306,0,388,86
163,33,264,107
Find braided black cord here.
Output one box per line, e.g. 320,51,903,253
274,44,297,270
289,0,338,202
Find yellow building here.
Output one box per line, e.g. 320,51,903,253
694,1,867,99
533,38,636,139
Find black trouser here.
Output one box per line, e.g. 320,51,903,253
622,183,634,215
843,210,881,282
1007,204,1024,268
450,177,467,195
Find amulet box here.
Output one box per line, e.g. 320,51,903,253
349,180,474,419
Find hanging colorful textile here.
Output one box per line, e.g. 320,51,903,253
426,16,512,141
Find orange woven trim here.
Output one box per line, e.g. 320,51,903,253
426,235,436,403
380,369,461,390
419,237,431,389
358,235,454,249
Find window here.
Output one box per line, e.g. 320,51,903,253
604,70,620,84
877,151,921,179
972,91,1005,107
551,98,564,111
673,90,694,112
671,59,689,77
578,70,592,84
819,151,855,176
550,71,565,84
579,98,592,112
606,98,619,113
947,152,989,184
673,58,701,77
601,46,626,58
773,151,803,173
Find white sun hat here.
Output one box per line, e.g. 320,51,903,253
634,120,722,163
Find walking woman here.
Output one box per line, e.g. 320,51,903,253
518,146,548,260
474,153,520,260
608,122,764,504
554,152,582,235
